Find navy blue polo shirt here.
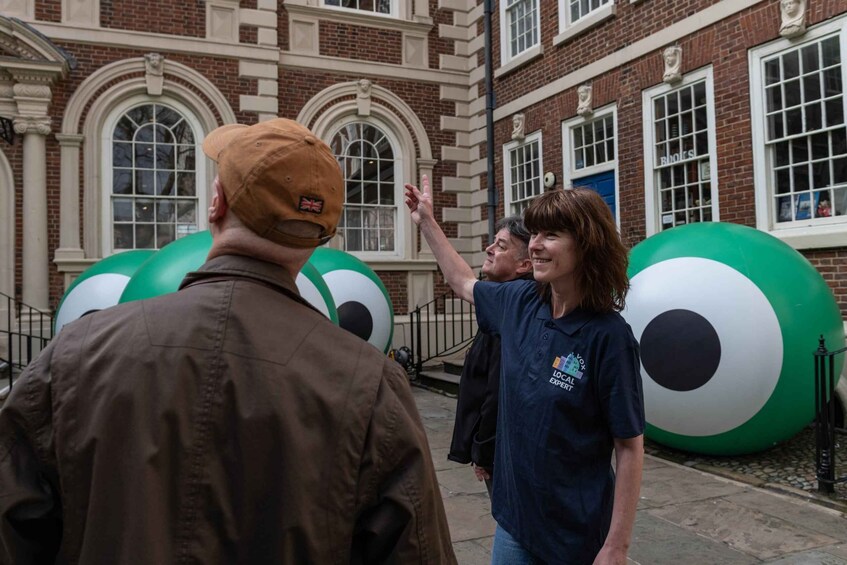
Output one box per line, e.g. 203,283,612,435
474,279,644,564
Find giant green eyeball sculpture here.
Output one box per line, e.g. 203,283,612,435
54,249,155,334
118,230,337,323
623,222,844,455
308,247,394,353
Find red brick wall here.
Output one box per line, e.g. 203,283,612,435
319,21,402,64
375,271,408,315
487,0,847,314
35,0,61,22
99,0,206,37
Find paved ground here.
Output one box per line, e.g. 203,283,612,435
413,386,847,564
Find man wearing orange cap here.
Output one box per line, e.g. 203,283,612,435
0,119,457,564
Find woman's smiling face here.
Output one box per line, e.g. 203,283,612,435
528,230,579,285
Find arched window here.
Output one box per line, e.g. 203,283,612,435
108,103,200,251
330,122,397,253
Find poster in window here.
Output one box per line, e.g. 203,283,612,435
794,193,818,221
777,197,793,222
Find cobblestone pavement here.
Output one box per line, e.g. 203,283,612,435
645,426,847,508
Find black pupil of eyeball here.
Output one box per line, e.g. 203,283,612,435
640,309,721,392
337,301,374,341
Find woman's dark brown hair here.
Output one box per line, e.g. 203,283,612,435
523,188,629,313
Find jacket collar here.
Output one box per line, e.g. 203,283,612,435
535,303,592,336
179,254,301,298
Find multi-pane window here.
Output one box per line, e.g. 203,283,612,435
323,0,391,15
505,133,543,215
111,104,197,250
573,115,615,171
651,80,714,230
331,123,397,253
569,0,611,24
763,35,846,224
506,0,539,60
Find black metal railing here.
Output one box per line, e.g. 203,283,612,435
409,288,476,376
814,335,846,494
1,291,54,391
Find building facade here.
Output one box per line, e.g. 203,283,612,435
0,0,846,353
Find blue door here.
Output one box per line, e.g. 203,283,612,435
573,170,616,219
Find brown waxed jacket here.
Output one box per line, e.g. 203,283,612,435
0,254,456,565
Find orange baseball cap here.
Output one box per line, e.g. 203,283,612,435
202,118,343,248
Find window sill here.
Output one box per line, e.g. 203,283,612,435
495,44,544,79
764,222,847,250
554,3,616,47
283,1,431,34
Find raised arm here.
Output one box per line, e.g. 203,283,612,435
405,175,477,303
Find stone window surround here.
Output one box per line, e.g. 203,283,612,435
54,56,236,285
641,65,720,237
561,104,619,223
751,15,847,250
555,0,615,46
503,129,544,216
284,0,431,27
297,80,435,263
100,96,207,256
499,0,541,71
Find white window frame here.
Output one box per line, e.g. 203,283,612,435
101,95,207,256
328,115,407,261
555,0,615,46
562,104,619,225
750,16,847,249
503,130,544,216
642,66,720,236
499,0,541,69
320,0,402,19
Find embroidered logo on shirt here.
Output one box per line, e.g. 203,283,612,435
550,353,585,392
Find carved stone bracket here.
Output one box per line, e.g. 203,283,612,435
145,53,165,96
356,78,372,117
577,84,593,117
779,0,806,38
662,46,683,85
14,116,52,136
511,113,525,141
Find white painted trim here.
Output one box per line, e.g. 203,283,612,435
298,81,433,160
319,0,404,20
99,96,209,256
642,66,719,236
555,1,615,46
31,21,279,62
494,0,761,121
79,79,227,256
280,51,466,85
499,0,541,68
494,43,543,79
0,149,13,298
62,57,237,135
749,15,847,249
502,130,543,215
286,1,427,32
561,104,619,226
312,112,416,261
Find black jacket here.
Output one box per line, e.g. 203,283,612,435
448,330,501,470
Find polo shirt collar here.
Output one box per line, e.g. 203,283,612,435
535,303,593,336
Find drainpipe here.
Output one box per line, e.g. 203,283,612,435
484,0,497,241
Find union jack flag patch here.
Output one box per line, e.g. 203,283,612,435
299,196,324,214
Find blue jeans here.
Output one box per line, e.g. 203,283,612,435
491,524,544,565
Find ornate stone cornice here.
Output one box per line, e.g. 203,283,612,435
12,82,52,100
14,116,52,135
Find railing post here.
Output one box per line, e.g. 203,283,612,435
414,306,422,376
815,335,835,494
